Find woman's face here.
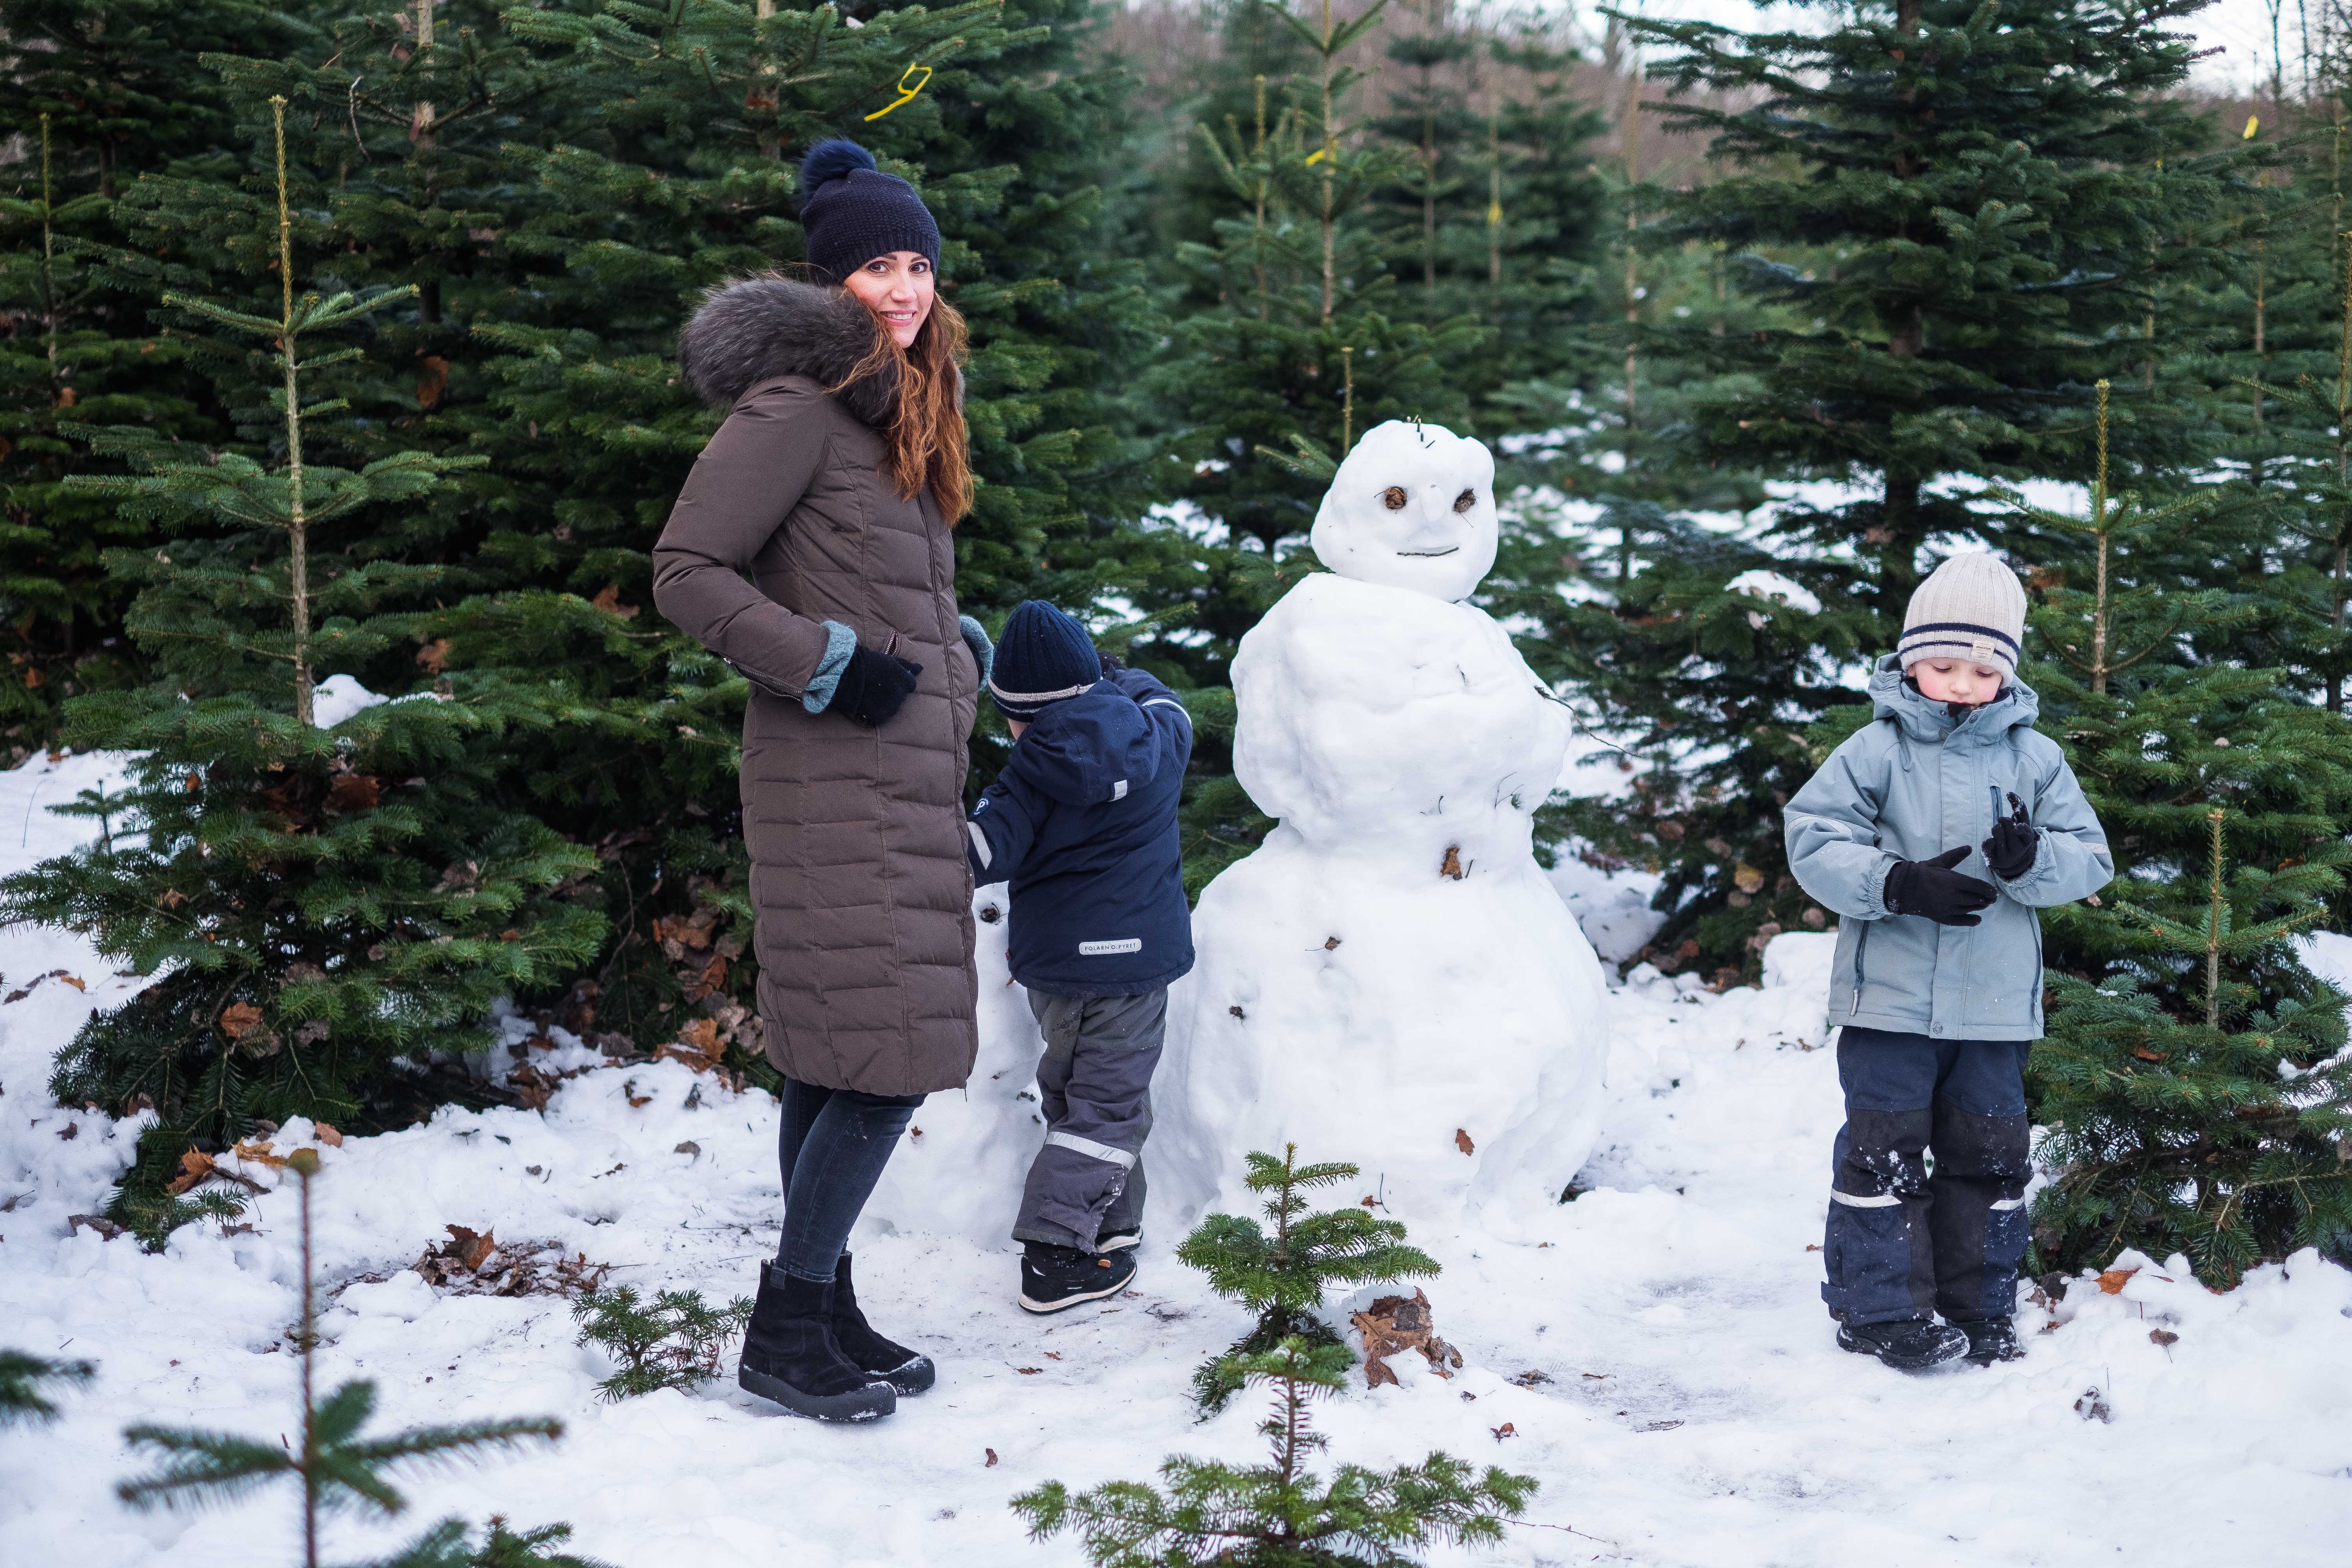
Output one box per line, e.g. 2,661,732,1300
842,251,935,349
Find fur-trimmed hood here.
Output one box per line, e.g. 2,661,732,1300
677,276,897,428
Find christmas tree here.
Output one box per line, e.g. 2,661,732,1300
1176,1144,1437,1412
0,98,603,1231
2031,809,2352,1285
1011,1336,1536,1568
0,0,308,745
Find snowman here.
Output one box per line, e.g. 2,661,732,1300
1152,419,1611,1233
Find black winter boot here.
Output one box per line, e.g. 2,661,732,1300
737,1263,897,1422
1018,1241,1137,1314
831,1253,935,1395
1836,1317,1970,1370
1951,1316,2026,1366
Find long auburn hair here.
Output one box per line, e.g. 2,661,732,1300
835,293,972,525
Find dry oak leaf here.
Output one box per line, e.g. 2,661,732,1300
415,637,450,675
219,1001,267,1040
166,1149,218,1195
1439,844,1465,880
2149,1329,2179,1348
591,584,640,619
416,354,450,408
985,1448,999,1468
327,773,383,812
1351,1288,1464,1389
1491,1422,1517,1441
445,1225,497,1271
1733,862,1765,894
2096,1266,2140,1295
315,1123,343,1148
56,974,84,992
232,1139,287,1169
1454,1127,1475,1156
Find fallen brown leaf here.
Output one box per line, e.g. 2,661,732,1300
2096,1267,2140,1295
1454,1128,1475,1156
1352,1288,1464,1388
1491,1422,1516,1441
327,773,383,812
315,1123,343,1148
232,1139,287,1168
1439,844,1465,880
1016,1367,1043,1376
57,975,84,992
166,1150,217,1195
2149,1329,2179,1348
985,1448,999,1468
415,638,450,674
591,584,640,619
445,1225,497,1271
220,1001,266,1040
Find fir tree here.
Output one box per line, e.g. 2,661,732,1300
571,1284,755,1402
2031,809,2352,1285
0,0,309,744
0,98,604,1216
0,1348,94,1426
116,1149,570,1568
1177,1145,1438,1412
1011,1336,1537,1568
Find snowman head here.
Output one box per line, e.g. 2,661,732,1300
1309,419,1498,601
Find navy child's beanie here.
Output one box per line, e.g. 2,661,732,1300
798,139,941,285
989,601,1100,720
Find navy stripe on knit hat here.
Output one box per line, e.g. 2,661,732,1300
989,601,1100,720
798,139,941,284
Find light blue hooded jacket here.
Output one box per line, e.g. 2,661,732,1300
1784,657,2113,1042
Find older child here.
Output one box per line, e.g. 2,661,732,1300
966,601,1194,1312
1784,554,2112,1370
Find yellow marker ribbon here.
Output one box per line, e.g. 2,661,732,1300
2244,114,2260,140
864,64,932,122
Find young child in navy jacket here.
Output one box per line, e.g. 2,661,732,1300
965,601,1193,1312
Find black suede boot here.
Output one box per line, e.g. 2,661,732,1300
737,1262,896,1422
831,1253,935,1395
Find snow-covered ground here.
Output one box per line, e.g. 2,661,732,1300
4,751,2351,1566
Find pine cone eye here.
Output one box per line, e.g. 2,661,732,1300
1453,488,1477,514
1381,486,1408,510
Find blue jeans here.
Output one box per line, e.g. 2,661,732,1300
1822,1027,2033,1327
775,1077,923,1283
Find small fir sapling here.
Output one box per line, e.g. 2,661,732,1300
115,1149,571,1568
0,1348,94,1426
570,1285,754,1401
1011,1336,1536,1568
2031,808,2352,1286
1176,1144,1438,1412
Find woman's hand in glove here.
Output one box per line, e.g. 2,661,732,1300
830,644,924,728
1882,846,1997,926
1982,791,2038,881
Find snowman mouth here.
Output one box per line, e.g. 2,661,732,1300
1396,545,1461,557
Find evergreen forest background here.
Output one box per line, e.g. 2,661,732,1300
6,0,2352,1281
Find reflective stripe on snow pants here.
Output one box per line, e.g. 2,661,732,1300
1013,987,1167,1253
1823,1026,2033,1327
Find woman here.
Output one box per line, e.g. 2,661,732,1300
653,139,989,1424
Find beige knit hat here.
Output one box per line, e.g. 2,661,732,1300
1898,553,2027,675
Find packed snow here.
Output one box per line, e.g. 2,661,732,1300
5,740,2350,1566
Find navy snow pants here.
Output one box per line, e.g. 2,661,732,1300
1013,988,1165,1253
1822,1026,2033,1327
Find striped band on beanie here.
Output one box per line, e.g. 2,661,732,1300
989,600,1101,720
1898,553,2027,677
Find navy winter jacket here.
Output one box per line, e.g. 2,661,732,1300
966,667,1194,997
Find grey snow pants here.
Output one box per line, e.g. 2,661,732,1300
1823,1026,2034,1327
1013,988,1166,1253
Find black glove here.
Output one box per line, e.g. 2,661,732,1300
1883,846,1996,927
1097,651,1123,677
1983,790,2038,881
829,644,923,728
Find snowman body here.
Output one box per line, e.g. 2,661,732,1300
1154,423,1610,1232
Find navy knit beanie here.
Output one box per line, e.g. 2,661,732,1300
989,601,1100,720
798,139,941,284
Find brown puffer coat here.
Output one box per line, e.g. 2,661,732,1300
652,278,978,1096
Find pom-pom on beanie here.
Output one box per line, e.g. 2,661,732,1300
798,138,941,285
1898,553,2028,677
989,601,1100,720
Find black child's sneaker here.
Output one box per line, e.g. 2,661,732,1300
1097,1229,1141,1252
1836,1317,1971,1370
1019,1241,1138,1314
1951,1316,2027,1366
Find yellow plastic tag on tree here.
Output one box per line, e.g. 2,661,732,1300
864,64,932,122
